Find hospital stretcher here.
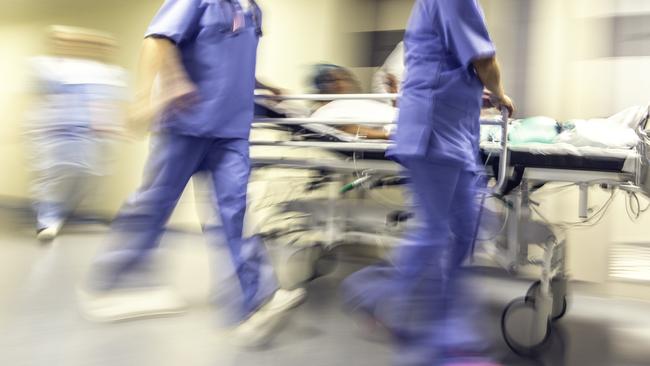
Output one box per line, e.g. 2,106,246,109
251,94,650,356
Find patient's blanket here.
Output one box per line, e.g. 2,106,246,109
480,116,559,145
557,106,645,149
481,106,646,149
311,99,398,138
509,117,559,145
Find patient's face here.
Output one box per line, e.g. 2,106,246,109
325,69,362,94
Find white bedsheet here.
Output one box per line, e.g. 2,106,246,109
557,106,647,149
481,105,648,150
480,142,636,159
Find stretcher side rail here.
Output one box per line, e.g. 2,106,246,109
256,93,398,101
253,93,512,196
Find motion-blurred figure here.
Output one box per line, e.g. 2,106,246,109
27,26,126,241
80,0,305,348
343,1,514,365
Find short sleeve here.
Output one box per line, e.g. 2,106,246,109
443,0,496,68
145,0,203,43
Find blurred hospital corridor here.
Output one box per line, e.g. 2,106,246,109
3,0,650,365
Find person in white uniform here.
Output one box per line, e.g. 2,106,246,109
27,26,127,242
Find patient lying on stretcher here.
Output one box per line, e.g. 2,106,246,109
308,65,500,140
310,64,396,140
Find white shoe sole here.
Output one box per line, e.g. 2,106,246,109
231,288,307,348
37,223,63,242
263,288,307,312
78,287,188,323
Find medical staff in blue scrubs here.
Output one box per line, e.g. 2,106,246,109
343,0,514,365
81,0,305,347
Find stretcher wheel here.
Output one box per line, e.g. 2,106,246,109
501,297,552,357
525,280,568,321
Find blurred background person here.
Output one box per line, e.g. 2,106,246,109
26,26,127,242
342,0,514,365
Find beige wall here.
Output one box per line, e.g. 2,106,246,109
376,0,414,30
522,0,650,286
2,1,649,286
0,1,196,227
0,0,384,228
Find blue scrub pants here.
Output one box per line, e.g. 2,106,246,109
342,157,486,365
90,133,277,319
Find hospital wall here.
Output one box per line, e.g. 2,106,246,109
0,0,391,230
0,1,175,225
522,0,650,289
2,0,649,290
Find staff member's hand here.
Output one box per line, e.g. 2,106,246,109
160,75,199,111
490,93,515,117
126,92,156,139
126,77,199,140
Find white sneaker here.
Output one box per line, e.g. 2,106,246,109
37,222,63,242
231,288,307,348
77,286,188,322
259,288,307,312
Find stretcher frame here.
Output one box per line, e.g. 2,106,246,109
252,94,650,356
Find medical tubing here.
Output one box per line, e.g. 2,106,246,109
531,190,616,229
340,175,373,194
625,191,650,220
474,194,510,242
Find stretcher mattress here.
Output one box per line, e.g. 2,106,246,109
480,142,637,173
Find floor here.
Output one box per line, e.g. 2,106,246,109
0,211,649,366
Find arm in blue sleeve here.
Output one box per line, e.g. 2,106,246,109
444,0,496,68
145,0,203,44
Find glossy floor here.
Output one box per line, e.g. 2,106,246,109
0,215,649,366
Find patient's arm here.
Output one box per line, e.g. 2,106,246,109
255,79,283,95
340,125,390,139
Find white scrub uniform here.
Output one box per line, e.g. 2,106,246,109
27,56,127,231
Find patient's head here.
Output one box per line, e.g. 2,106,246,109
312,64,362,94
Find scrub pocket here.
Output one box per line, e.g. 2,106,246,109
435,97,471,124
201,0,235,35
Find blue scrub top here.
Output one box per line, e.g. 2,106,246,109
389,0,496,168
145,0,263,139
